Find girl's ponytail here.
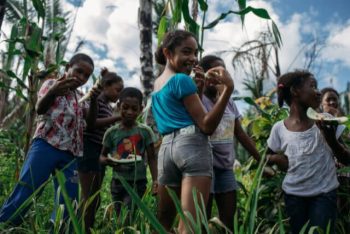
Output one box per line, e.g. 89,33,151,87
277,70,313,107
100,68,123,87
155,44,166,65
277,83,285,108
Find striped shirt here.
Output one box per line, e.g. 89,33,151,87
84,96,114,145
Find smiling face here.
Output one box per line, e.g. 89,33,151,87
322,91,339,110
119,97,142,128
297,76,321,109
104,81,124,103
65,61,94,89
165,36,198,74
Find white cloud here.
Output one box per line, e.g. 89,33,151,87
59,0,350,95
323,21,350,66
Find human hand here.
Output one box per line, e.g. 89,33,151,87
205,67,234,91
266,154,289,171
191,65,205,93
263,166,276,177
151,181,158,196
316,120,338,144
51,74,82,96
323,105,341,117
89,85,102,101
99,156,114,166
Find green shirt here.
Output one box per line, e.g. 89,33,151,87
103,122,156,181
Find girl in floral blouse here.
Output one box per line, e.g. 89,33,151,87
0,53,99,228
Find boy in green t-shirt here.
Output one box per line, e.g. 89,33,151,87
100,87,158,216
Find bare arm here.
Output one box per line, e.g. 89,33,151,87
184,67,234,135
85,98,98,131
36,88,57,115
94,116,121,128
266,148,289,172
234,119,260,162
317,121,350,165
36,77,81,115
99,146,114,166
146,143,158,195
146,144,157,182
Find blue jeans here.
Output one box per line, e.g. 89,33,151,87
284,189,337,234
0,138,79,225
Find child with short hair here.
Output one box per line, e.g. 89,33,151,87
0,53,98,226
267,70,350,234
99,87,157,218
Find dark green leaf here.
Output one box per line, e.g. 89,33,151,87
0,81,11,89
181,0,200,36
116,175,167,233
22,56,32,80
55,170,82,234
15,88,28,101
204,6,271,29
337,167,350,174
6,24,19,67
24,23,43,57
198,0,208,11
243,96,256,106
237,0,246,24
6,70,18,79
31,0,46,18
251,7,271,19
272,21,283,47
172,0,182,24
53,32,64,41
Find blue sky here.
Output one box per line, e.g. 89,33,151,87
62,0,350,98
274,0,350,93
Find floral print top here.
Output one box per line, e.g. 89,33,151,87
33,79,87,157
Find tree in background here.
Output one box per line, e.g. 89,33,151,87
0,0,81,155
138,0,154,99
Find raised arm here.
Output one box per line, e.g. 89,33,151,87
184,67,234,135
36,77,82,115
317,121,350,165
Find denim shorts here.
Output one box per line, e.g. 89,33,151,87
158,125,213,186
211,167,237,193
77,138,105,173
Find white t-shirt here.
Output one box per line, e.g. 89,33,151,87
267,120,339,196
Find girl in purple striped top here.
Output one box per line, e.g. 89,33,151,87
78,68,124,233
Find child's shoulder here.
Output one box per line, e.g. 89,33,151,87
104,123,122,135
136,122,154,133
270,120,285,132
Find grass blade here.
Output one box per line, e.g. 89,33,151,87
115,175,167,234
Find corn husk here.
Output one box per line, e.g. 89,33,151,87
78,79,101,103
